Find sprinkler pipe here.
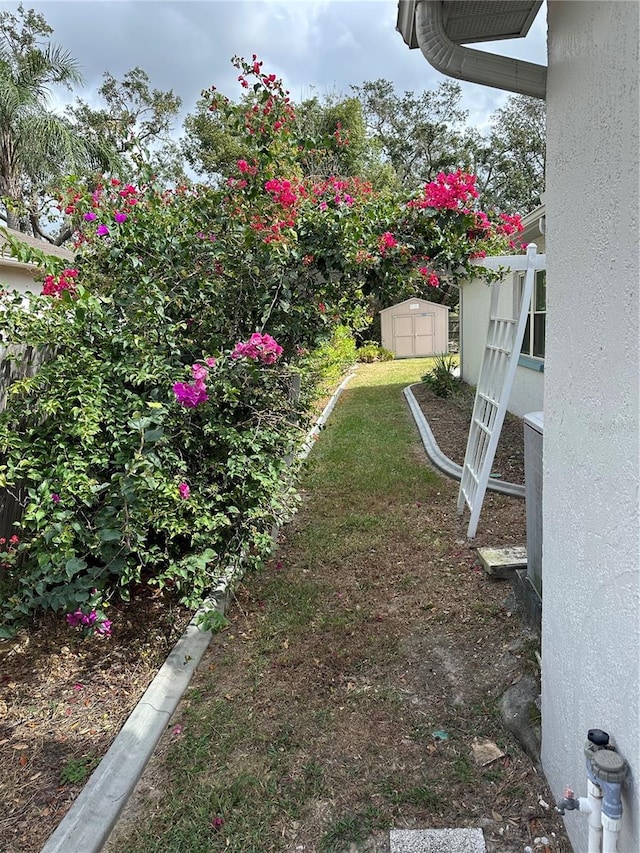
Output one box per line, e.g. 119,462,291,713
555,729,629,853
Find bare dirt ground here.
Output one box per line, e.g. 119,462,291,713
0,593,192,853
0,381,569,853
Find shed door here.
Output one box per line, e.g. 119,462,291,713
414,313,435,356
392,313,435,357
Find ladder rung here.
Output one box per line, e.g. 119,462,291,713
489,316,516,324
472,418,491,436
478,391,498,407
486,344,511,354
463,467,480,485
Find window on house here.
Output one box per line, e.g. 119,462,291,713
516,270,546,359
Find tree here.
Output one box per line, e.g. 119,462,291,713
351,79,471,191
484,95,546,213
66,67,183,182
0,4,88,232
293,94,368,179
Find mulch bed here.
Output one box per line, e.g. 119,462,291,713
0,592,192,853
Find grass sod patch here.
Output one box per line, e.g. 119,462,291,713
305,360,440,500
108,360,435,852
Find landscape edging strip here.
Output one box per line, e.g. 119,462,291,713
404,384,525,498
40,369,356,853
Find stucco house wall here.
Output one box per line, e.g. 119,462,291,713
460,208,545,417
542,4,639,852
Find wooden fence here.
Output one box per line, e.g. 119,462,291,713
0,344,50,539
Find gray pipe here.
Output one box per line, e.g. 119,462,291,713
414,0,547,100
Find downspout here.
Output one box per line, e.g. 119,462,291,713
414,0,547,100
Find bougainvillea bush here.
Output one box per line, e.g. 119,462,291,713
0,56,522,636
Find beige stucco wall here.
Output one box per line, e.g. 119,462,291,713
0,260,42,295
460,268,544,418
542,4,640,852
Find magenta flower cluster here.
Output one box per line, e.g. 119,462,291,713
66,609,112,636
173,360,215,408
408,169,479,211
231,333,283,365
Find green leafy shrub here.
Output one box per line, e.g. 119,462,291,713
356,342,395,363
422,353,460,398
0,55,521,636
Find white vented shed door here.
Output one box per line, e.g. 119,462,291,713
393,313,435,357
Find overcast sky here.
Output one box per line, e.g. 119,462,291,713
3,1,547,134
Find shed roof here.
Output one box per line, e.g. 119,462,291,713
379,297,449,314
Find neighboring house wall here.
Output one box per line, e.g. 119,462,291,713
460,212,545,417
0,260,45,295
0,229,74,296
542,4,639,853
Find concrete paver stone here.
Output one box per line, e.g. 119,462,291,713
390,827,486,853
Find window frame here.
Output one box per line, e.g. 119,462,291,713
514,269,546,366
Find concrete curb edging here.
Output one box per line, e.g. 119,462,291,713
298,370,356,460
403,384,526,499
40,370,356,853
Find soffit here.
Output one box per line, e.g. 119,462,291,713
397,1,542,49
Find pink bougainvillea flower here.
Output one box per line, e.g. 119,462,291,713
95,619,112,637
211,816,225,830
179,482,190,500
73,683,83,691
51,493,60,503
410,169,479,211
66,609,110,634
171,724,183,736
66,610,86,628
173,381,208,408
191,363,209,383
96,224,110,237
205,357,217,368
378,231,398,254
42,268,79,297
231,333,283,365
114,211,128,223
83,212,97,222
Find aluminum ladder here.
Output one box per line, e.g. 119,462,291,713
458,242,546,538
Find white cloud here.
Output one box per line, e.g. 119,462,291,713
1,0,547,136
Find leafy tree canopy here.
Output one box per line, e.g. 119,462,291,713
0,4,87,233
66,66,184,182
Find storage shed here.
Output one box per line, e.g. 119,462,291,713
380,297,449,358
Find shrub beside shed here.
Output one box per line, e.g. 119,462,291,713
380,297,449,358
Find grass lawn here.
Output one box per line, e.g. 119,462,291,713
105,358,568,853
